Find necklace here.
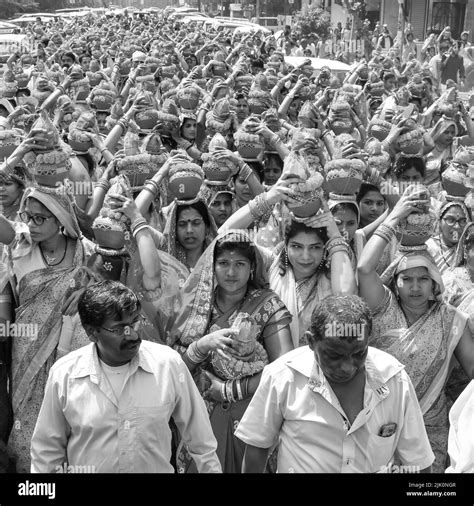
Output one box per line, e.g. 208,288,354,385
39,237,68,266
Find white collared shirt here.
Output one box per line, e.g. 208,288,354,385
31,341,222,473
235,346,434,473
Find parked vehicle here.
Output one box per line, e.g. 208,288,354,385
0,21,21,34
0,33,32,72
251,16,280,32
284,56,351,82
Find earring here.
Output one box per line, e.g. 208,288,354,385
250,269,254,281
284,248,289,271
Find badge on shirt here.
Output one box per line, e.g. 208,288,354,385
378,423,397,437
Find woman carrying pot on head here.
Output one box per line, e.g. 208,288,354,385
442,222,474,409
425,111,474,193
169,229,293,473
426,199,471,274
0,175,99,473
268,199,357,349
357,186,474,472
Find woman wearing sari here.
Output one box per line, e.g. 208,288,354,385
0,183,99,472
269,209,357,349
169,229,293,473
135,155,219,273
426,199,470,274
358,187,474,472
442,222,474,407
425,114,474,195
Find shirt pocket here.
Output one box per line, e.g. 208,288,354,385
134,402,173,446
367,433,397,472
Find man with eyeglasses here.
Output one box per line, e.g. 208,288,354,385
30,281,222,473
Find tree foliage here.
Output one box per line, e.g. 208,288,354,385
0,0,39,18
292,5,331,40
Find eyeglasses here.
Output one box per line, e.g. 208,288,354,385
177,218,204,228
99,314,146,336
443,217,467,227
19,211,54,226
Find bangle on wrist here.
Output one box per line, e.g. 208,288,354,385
95,178,110,193
221,382,227,402
236,378,243,401
187,341,208,365
249,193,272,222
239,162,253,183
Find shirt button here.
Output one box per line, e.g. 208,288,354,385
346,459,351,465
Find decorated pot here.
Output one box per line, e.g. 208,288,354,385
175,87,200,111
212,61,227,77
326,175,362,195
203,159,233,182
32,150,70,188
234,75,254,90
70,79,91,102
15,74,29,89
135,109,159,131
116,154,161,188
87,72,103,87
397,129,424,155
93,227,126,250
368,120,392,142
168,158,204,200
325,159,365,194
442,165,468,197
287,189,323,217
169,172,203,200
161,65,176,79
331,120,353,136
92,93,114,112
119,60,132,77
396,212,436,246
0,131,21,159
234,132,263,160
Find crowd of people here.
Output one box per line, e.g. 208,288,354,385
0,7,473,475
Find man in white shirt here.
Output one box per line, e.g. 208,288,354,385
446,380,474,473
31,281,222,473
235,295,434,473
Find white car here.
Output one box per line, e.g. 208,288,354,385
284,56,352,83
0,33,32,72
0,21,21,34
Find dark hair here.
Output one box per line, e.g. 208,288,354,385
176,200,210,228
280,221,328,276
308,295,372,344
78,53,92,63
214,239,258,287
331,202,359,221
78,280,140,329
62,51,76,62
356,183,383,204
263,153,283,171
381,71,395,82
392,155,426,180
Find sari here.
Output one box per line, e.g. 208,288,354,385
425,116,458,192
158,197,218,271
371,250,468,473
269,243,332,348
169,230,292,473
426,201,470,275
442,223,474,406
2,186,98,473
